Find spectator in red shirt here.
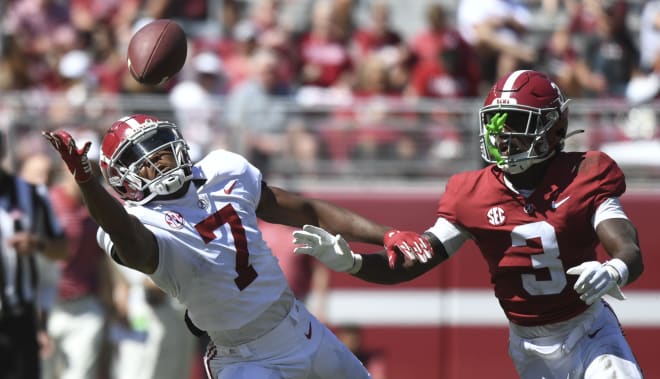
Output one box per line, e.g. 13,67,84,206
350,1,403,61
89,23,127,94
1,0,74,91
409,4,481,98
298,0,353,88
68,0,139,33
248,0,298,90
222,21,260,91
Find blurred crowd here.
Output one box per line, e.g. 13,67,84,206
1,0,659,181
2,0,658,98
0,1,659,379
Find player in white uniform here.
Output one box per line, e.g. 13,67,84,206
43,114,391,379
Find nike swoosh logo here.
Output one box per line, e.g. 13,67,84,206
587,327,603,339
223,180,237,195
551,196,571,209
304,321,312,339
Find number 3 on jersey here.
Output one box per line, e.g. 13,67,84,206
194,204,258,290
512,221,567,295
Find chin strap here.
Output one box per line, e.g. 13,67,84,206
565,129,585,139
149,168,189,196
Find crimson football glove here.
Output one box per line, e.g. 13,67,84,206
383,229,433,269
43,130,93,183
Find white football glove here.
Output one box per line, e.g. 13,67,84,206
292,225,362,274
566,260,627,305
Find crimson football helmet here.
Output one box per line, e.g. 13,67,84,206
99,114,193,204
479,70,572,174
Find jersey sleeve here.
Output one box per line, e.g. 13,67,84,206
582,152,626,211
96,223,185,298
592,197,628,229
96,227,132,268
197,149,263,207
429,174,472,255
147,225,190,298
426,217,469,257
242,159,263,208
436,174,463,224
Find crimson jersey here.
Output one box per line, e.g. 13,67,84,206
434,151,625,326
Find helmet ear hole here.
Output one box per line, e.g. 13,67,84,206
556,114,568,138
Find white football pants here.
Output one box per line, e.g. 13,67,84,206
204,300,371,379
508,300,643,379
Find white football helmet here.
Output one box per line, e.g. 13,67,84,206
99,114,193,205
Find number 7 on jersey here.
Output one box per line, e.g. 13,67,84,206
194,204,258,290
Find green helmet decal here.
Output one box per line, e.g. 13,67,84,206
484,112,507,165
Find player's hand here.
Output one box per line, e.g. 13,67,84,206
37,329,54,359
292,225,361,274
43,130,93,183
566,261,626,305
383,229,433,269
8,232,45,255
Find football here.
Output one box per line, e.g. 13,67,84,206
127,19,188,86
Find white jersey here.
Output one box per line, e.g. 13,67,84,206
98,150,288,332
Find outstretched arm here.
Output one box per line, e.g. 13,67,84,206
256,184,390,245
43,131,159,274
355,232,448,284
258,184,435,265
292,225,449,284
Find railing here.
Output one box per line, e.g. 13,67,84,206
1,92,659,186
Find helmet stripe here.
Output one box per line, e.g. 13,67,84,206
500,70,530,98
125,117,142,129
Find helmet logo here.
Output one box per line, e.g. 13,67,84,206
164,210,185,229
487,207,506,226
492,97,518,105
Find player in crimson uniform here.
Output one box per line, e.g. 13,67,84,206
42,114,396,379
294,70,644,378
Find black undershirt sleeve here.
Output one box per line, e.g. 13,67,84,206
423,231,450,261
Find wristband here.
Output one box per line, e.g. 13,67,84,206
604,258,629,286
348,254,363,275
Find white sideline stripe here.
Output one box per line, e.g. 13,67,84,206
308,289,660,327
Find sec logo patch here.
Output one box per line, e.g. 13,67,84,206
487,207,506,226
164,210,185,229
